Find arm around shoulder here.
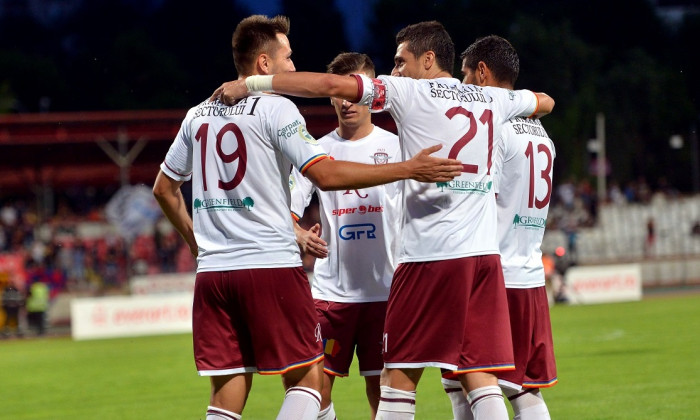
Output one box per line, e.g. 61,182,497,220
531,92,555,118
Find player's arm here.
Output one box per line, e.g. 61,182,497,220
211,72,363,105
153,169,198,257
531,92,555,118
304,144,462,191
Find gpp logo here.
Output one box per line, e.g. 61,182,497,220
339,223,377,240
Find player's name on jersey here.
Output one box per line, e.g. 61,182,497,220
427,81,488,103
193,97,261,118
509,117,549,138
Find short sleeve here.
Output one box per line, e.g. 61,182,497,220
161,110,195,181
289,166,315,221
269,99,329,174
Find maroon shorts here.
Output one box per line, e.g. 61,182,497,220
315,300,387,377
384,255,514,374
192,267,323,376
498,287,557,390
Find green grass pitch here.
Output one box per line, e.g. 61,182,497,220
1,292,699,419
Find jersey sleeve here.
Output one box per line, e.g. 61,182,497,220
289,166,315,221
160,108,195,181
268,99,329,174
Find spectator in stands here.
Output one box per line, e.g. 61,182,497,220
692,220,700,236
25,280,49,336
1,280,24,338
645,217,656,257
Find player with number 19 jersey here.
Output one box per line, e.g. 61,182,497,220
357,75,538,262
160,94,328,273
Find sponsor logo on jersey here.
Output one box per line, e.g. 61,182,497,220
339,223,377,240
331,205,383,216
512,214,547,230
278,120,302,139
436,180,492,195
193,197,255,213
372,149,390,165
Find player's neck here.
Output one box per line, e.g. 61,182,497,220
336,123,373,141
426,68,453,80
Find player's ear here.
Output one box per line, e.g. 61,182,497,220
257,54,270,75
423,51,435,70
478,61,488,83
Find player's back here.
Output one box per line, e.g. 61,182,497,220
164,94,326,272
495,117,555,288
372,76,537,263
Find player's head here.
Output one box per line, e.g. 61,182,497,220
232,15,295,77
327,52,375,130
460,35,519,89
392,21,454,79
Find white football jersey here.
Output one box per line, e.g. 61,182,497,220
290,126,401,302
358,75,539,262
494,117,555,288
161,94,328,272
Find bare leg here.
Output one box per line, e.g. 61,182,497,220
365,374,381,419
209,373,253,415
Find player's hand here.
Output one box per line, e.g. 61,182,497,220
406,144,462,183
210,80,249,105
295,223,328,259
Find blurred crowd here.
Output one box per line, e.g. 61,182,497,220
0,175,693,301
0,191,195,301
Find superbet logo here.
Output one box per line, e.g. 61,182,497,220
332,205,383,216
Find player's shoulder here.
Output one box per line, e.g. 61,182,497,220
370,125,399,142
248,92,297,109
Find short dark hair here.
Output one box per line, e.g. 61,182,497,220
395,21,455,74
232,15,290,76
327,52,375,77
461,35,520,87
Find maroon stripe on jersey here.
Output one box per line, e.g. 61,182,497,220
350,74,364,103
444,387,463,394
162,161,191,177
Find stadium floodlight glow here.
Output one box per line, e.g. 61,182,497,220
669,134,683,149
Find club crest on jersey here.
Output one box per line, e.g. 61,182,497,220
298,125,318,145
371,150,390,165
436,180,493,195
193,197,255,213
